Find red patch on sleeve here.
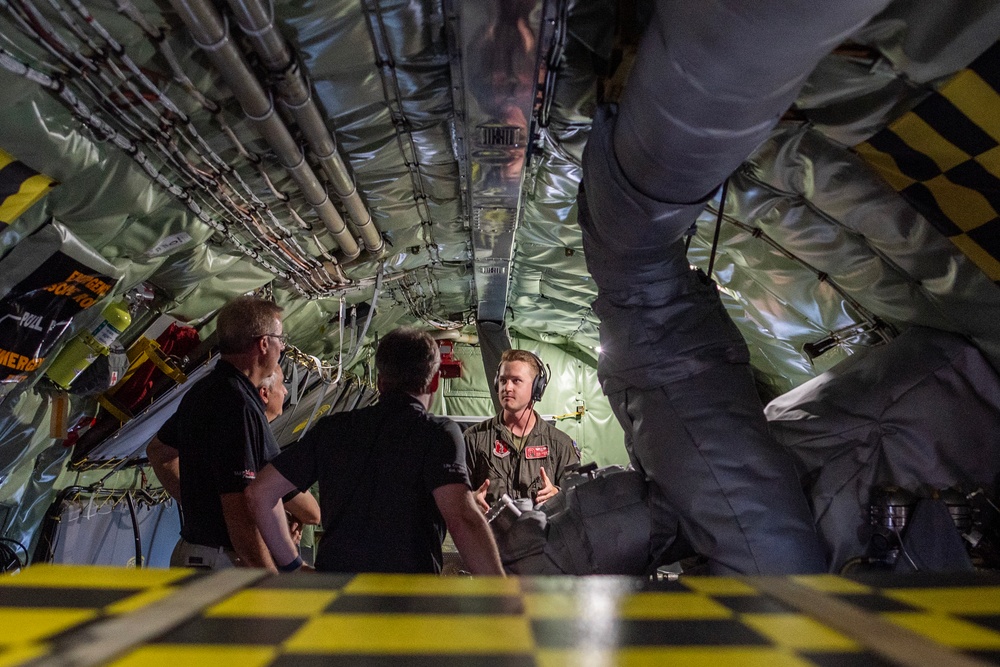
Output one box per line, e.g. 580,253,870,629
524,445,548,459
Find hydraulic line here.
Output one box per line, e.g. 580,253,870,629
168,0,361,260
1,0,350,294
226,0,384,254
0,46,312,295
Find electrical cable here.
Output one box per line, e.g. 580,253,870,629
124,491,144,568
0,45,308,293
706,177,729,278
893,527,920,571
360,0,437,253
345,262,385,366
0,536,28,572
2,0,352,296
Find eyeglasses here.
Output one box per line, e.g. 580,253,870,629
259,333,287,347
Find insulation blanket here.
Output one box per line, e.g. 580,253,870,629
46,495,180,568
766,326,1000,570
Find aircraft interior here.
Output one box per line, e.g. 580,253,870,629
1,0,999,664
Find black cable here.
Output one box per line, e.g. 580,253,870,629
124,492,143,568
838,556,872,574
0,536,28,572
706,178,730,278
683,223,697,253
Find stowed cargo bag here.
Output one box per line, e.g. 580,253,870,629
0,222,121,394
766,326,1000,571
492,466,653,575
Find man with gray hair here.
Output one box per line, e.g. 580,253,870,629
148,296,289,570
248,326,504,575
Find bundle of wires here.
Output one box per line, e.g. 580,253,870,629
0,536,28,573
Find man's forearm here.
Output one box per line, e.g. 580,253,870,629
434,484,504,576
261,500,301,567
221,492,276,571
450,503,504,575
283,491,320,525
146,437,182,501
251,496,301,568
247,465,303,569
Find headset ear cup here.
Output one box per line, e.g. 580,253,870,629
530,357,549,403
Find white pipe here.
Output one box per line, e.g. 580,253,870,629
168,0,361,260
430,330,478,344
225,0,385,255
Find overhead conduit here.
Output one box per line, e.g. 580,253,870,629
224,0,384,255
168,0,362,261
578,0,892,574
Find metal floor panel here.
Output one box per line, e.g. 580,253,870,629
1,566,999,666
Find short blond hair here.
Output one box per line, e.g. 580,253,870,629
499,348,542,379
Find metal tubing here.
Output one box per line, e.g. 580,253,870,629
225,0,384,254
168,0,361,259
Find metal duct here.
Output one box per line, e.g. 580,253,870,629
446,0,558,324
475,319,511,413
168,0,361,260
224,0,384,255
578,0,892,574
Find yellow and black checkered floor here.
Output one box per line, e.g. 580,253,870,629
2,565,1000,666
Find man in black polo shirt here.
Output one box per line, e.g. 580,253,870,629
147,296,287,570
247,327,504,575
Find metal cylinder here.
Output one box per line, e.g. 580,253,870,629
870,486,917,533
939,488,973,533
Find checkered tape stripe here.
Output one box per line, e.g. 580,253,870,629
856,40,1000,281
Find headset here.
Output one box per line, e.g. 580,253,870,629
495,350,549,403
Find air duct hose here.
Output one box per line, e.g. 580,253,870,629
578,0,891,574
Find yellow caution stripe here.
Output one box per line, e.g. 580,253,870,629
857,41,1000,281
0,149,55,225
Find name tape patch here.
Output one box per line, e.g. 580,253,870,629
525,445,548,459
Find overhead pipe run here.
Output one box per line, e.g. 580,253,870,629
168,0,361,260
578,0,892,574
224,0,384,255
